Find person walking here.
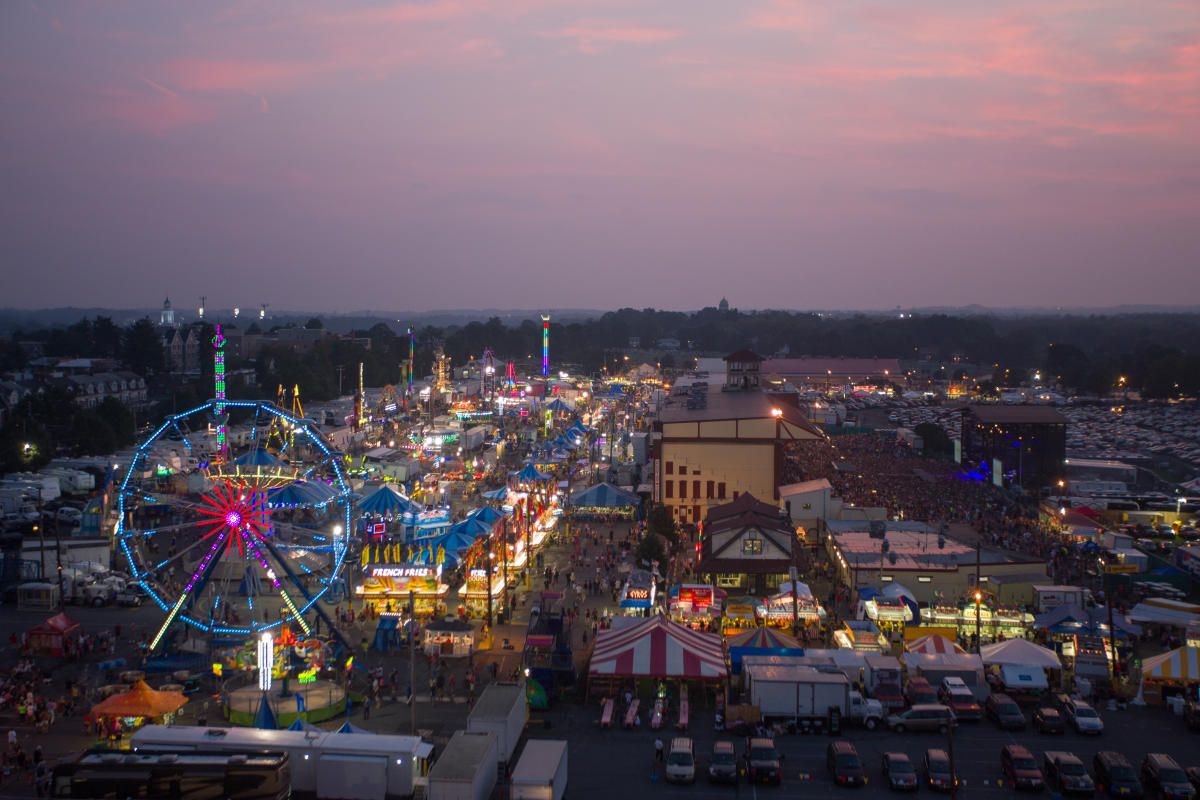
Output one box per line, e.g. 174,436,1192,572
654,738,664,763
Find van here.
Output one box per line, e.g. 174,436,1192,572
1092,751,1142,798
665,738,695,784
886,704,956,734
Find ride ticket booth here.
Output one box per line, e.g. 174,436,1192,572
356,564,448,617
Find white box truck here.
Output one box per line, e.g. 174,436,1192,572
429,730,498,800
510,740,568,800
467,681,527,766
745,665,884,729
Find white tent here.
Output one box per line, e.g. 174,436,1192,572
1129,599,1200,628
980,638,1061,669
881,582,917,603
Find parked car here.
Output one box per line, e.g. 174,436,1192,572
886,704,956,734
905,677,938,706
1140,754,1195,800
115,589,142,607
881,752,919,792
1064,698,1104,735
745,737,783,785
1045,751,1096,796
1092,751,1143,798
826,740,865,788
938,677,981,721
923,749,958,793
986,693,1026,730
706,741,738,785
1034,706,1066,734
1001,744,1044,791
665,737,695,784
1186,767,1200,792
56,506,82,523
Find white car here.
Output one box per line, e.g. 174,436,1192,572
665,738,695,784
1064,699,1104,734
57,507,82,523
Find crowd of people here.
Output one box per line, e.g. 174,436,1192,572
786,433,1003,524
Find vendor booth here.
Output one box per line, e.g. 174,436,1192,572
424,618,477,657
832,620,887,654
722,598,758,635
756,581,824,635
924,596,1035,644
27,612,81,657
727,628,804,674
668,584,725,629
618,570,656,616
17,582,59,612
88,680,187,739
356,563,448,616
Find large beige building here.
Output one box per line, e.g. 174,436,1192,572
653,352,824,524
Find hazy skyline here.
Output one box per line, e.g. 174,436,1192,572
2,1,1199,311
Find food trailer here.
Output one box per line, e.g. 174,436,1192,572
357,563,448,617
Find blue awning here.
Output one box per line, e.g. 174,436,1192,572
357,485,419,516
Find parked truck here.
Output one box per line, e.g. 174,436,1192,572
510,740,568,800
466,682,527,766
745,664,885,729
429,730,498,800
863,654,905,710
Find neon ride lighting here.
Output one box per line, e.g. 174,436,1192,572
225,510,243,529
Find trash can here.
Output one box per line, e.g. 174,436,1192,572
827,706,842,736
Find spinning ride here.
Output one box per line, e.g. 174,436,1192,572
116,397,352,652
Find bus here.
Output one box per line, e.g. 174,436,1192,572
52,750,290,799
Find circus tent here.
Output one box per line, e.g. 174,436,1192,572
727,627,804,673
905,634,966,655
588,616,726,682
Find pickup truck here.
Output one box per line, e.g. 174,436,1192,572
938,677,982,721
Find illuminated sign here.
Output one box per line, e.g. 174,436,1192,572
371,566,433,578
626,588,650,601
370,523,387,535
469,569,487,578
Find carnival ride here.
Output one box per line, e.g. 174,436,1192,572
116,397,353,653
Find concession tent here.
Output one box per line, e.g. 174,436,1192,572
1033,604,1142,638
905,634,966,656
569,482,640,509
357,484,420,516
27,612,81,657
980,638,1062,670
588,616,726,689
90,680,187,720
1142,645,1200,682
727,628,804,674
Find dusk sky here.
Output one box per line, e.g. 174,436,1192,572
2,1,1199,312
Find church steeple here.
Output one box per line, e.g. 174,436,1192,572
160,296,175,327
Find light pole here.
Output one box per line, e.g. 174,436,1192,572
486,550,495,628
974,590,982,653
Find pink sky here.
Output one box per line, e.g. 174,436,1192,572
2,0,1198,311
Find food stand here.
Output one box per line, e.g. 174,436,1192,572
88,680,187,740
833,620,888,654
863,596,913,636
618,570,656,616
458,567,506,617
722,599,759,635
423,618,476,657
925,597,1034,644
27,612,82,657
668,584,725,629
357,564,448,617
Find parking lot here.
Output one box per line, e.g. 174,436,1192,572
534,699,1200,798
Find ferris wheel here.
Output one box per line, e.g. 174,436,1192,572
115,397,352,651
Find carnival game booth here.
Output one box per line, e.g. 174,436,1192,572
727,628,804,675
27,612,82,658
587,616,727,712
668,584,726,629
756,581,824,636
356,563,448,617
568,482,641,520
980,638,1061,695
89,680,187,739
1139,645,1200,706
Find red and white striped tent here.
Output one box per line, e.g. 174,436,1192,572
589,616,727,680
905,634,966,655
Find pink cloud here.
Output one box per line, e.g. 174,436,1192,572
546,21,680,54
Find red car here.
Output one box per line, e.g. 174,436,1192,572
1002,744,1045,791
906,677,938,706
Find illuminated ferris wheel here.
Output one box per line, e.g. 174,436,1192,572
116,333,351,650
